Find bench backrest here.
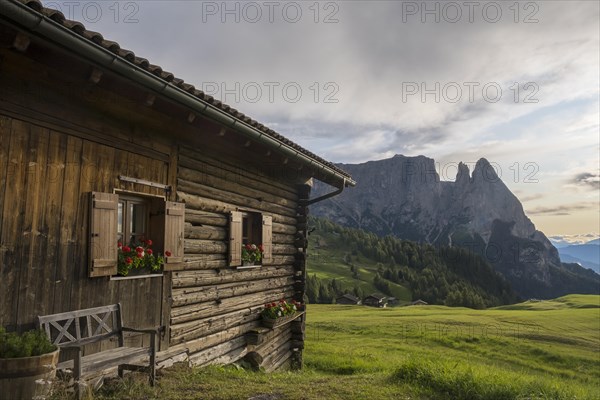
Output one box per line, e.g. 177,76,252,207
37,303,124,347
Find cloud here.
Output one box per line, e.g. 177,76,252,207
528,202,598,216
572,172,600,190
549,233,600,245
520,194,546,203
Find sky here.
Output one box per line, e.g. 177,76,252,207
41,0,600,242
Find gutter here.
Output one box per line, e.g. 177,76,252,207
0,0,355,189
306,180,345,205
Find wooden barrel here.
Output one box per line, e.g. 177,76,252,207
0,349,59,400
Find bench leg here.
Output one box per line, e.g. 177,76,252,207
149,332,157,386
74,348,83,400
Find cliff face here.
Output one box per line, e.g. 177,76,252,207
312,155,597,298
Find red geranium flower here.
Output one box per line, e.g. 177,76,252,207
259,244,264,252
146,239,153,246
122,246,131,253
125,257,133,265
165,250,172,257
117,242,122,248
136,246,143,253
146,249,153,255
137,252,144,258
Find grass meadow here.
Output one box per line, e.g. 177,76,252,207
58,295,600,399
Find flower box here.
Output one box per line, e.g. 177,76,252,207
261,311,304,329
117,239,170,277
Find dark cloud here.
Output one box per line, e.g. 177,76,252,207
572,172,600,190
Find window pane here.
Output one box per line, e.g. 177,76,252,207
242,216,249,244
130,203,146,235
117,202,123,235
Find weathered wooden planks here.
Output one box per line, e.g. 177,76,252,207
170,286,295,326
178,147,298,201
178,179,296,218
1,118,30,329
177,190,298,227
172,265,295,288
171,276,295,307
0,116,168,342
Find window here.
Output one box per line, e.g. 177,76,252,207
89,191,185,278
118,195,148,246
229,210,272,267
242,212,262,246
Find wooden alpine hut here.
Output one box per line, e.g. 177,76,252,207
0,0,354,376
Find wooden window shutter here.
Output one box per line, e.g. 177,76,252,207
262,215,273,264
89,192,119,277
164,201,185,271
229,211,243,267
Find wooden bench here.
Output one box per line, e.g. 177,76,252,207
37,303,159,398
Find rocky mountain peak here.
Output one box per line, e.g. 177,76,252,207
311,154,593,298
472,157,500,184
455,162,471,185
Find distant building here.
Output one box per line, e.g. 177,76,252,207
364,294,387,308
410,299,428,306
387,297,398,306
336,294,361,305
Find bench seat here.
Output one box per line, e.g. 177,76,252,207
56,346,150,374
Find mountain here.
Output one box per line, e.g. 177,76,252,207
311,155,600,299
558,244,600,273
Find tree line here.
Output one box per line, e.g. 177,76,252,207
306,217,518,308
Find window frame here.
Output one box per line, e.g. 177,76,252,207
229,210,273,268
88,190,186,278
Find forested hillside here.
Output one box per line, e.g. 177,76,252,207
307,217,519,308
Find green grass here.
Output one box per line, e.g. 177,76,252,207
308,231,412,301
61,295,600,400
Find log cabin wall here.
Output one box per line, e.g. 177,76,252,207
0,46,174,350
168,147,307,371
